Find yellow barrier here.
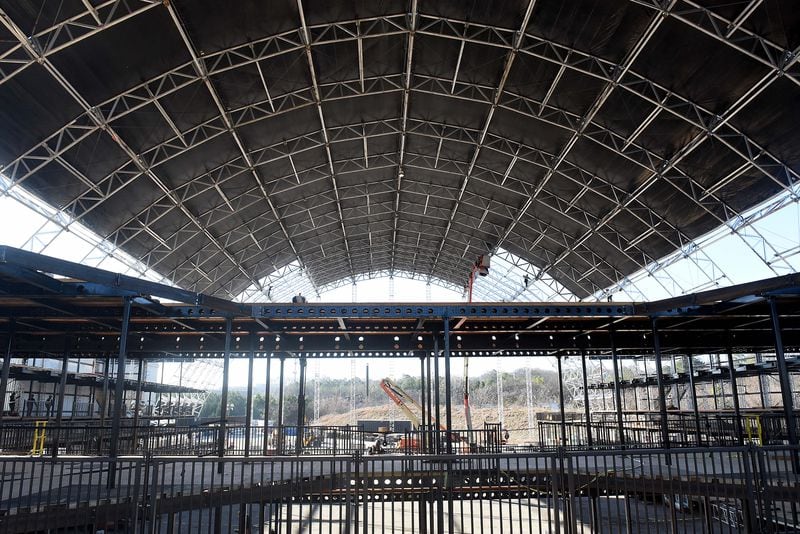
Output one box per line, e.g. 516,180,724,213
743,415,762,446
30,420,47,455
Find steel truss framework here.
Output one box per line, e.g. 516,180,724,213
2,247,800,464
1,1,799,302
0,246,799,358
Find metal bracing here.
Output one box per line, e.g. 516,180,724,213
1,111,724,300
488,2,676,283
117,147,632,296
0,1,161,88
1,7,798,301
427,0,538,279
597,183,800,301
0,13,269,298
661,0,800,87
388,0,418,276
296,0,356,282
44,87,712,290
413,13,800,192
45,110,626,293
3,13,795,204
1,101,774,300
164,2,321,298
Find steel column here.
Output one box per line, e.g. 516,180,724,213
51,351,69,457
0,319,14,422
580,348,592,447
599,361,607,410
727,346,744,445
652,318,670,452
277,355,286,456
686,352,702,446
132,358,144,451
755,352,769,408
295,356,307,455
419,353,426,450
434,334,441,454
443,317,452,454
108,296,132,488
426,350,432,446
217,317,232,471
768,298,798,449
557,355,567,447
610,326,625,447
263,351,272,455
100,357,110,424
245,345,254,457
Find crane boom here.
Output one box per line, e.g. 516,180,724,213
380,378,446,431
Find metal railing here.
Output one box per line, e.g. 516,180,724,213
0,446,798,533
538,411,800,449
0,423,376,457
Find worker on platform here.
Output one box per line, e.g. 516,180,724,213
45,395,54,417
8,391,18,416
25,393,36,417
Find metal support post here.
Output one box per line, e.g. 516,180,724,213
51,351,69,457
610,325,625,447
108,297,132,488
72,358,80,417
768,298,799,450
296,356,307,455
426,351,432,445
443,317,452,454
599,360,607,410
643,357,651,410
263,351,271,455
557,355,567,447
0,319,14,423
419,353,427,450
245,344,254,457
671,354,680,410
580,348,592,447
433,334,441,453
132,359,144,451
652,318,670,452
277,356,285,454
686,352,702,446
217,317,232,472
726,345,744,445
755,352,769,408
441,317,455,534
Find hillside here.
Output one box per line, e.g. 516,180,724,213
315,403,551,444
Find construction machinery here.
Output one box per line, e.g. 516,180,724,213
379,378,447,452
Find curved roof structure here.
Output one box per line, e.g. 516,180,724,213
1,0,799,301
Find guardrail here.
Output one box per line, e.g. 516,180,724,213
0,446,797,533
538,411,800,449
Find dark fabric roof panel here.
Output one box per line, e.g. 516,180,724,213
48,7,188,106
0,65,83,161
526,0,656,64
